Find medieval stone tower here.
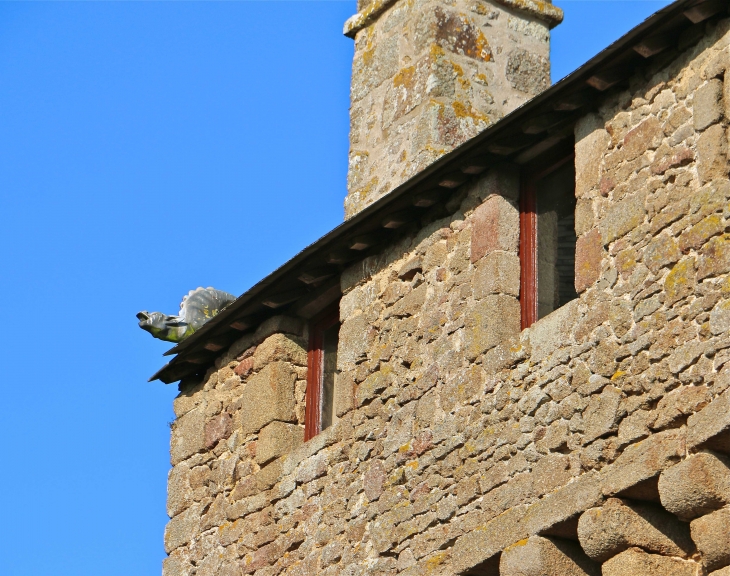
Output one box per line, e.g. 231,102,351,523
344,0,563,217
157,0,730,574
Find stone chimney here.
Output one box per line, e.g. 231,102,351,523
343,0,563,218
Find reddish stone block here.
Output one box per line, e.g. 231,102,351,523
575,229,602,293
470,195,519,263
204,412,232,449
651,147,694,175
363,460,386,501
599,175,616,197
622,116,663,161
234,356,254,377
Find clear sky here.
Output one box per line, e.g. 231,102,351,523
0,1,672,574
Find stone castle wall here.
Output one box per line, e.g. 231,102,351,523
163,17,730,576
344,0,561,218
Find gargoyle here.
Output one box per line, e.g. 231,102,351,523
137,287,236,343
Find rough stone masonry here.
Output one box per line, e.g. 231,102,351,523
344,0,563,218
162,3,730,576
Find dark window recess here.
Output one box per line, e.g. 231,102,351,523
521,155,577,329
305,306,340,441
536,161,578,318
320,322,338,431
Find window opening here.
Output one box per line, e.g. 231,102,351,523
305,306,340,440
520,154,577,329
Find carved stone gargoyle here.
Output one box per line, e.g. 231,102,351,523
137,287,236,343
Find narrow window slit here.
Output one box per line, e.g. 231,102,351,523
521,153,578,329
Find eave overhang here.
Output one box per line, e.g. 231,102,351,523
151,0,728,384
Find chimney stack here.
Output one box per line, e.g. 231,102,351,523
343,0,563,218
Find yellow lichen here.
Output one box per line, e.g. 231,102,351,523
426,552,448,568
452,100,488,123
430,44,446,58
721,275,730,296
503,538,530,553
393,66,416,88
665,256,696,302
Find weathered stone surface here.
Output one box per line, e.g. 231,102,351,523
602,548,698,576
500,535,600,576
601,429,685,496
164,503,202,553
452,505,530,572
575,114,610,197
698,234,730,280
679,214,723,253
344,0,554,217
363,460,386,501
162,550,193,576
473,250,520,298
600,192,646,245
688,387,730,449
464,294,520,359
653,385,711,428
204,412,232,449
255,421,304,465
710,299,730,335
694,78,724,130
239,362,297,435
643,233,681,274
338,313,376,365
234,356,254,378
170,407,205,466
162,20,730,576
577,498,694,562
575,198,595,237
583,386,624,443
622,116,662,161
471,195,519,263
521,472,603,535
575,229,603,293
665,257,697,305
356,370,392,406
710,567,730,576
651,146,694,175
659,451,730,520
506,48,550,95
252,333,306,371
528,298,580,362
476,165,520,202
691,507,730,572
167,463,192,518
697,123,728,183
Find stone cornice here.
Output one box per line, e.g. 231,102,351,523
343,0,564,39
491,0,564,28
343,0,399,39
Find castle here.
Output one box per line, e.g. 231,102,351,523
154,0,730,573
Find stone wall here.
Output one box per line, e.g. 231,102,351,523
344,0,562,218
163,17,730,576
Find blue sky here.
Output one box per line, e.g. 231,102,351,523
0,1,671,574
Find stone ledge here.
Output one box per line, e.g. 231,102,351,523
492,0,564,27
453,429,686,572
343,0,563,39
343,0,399,39
453,417,728,572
